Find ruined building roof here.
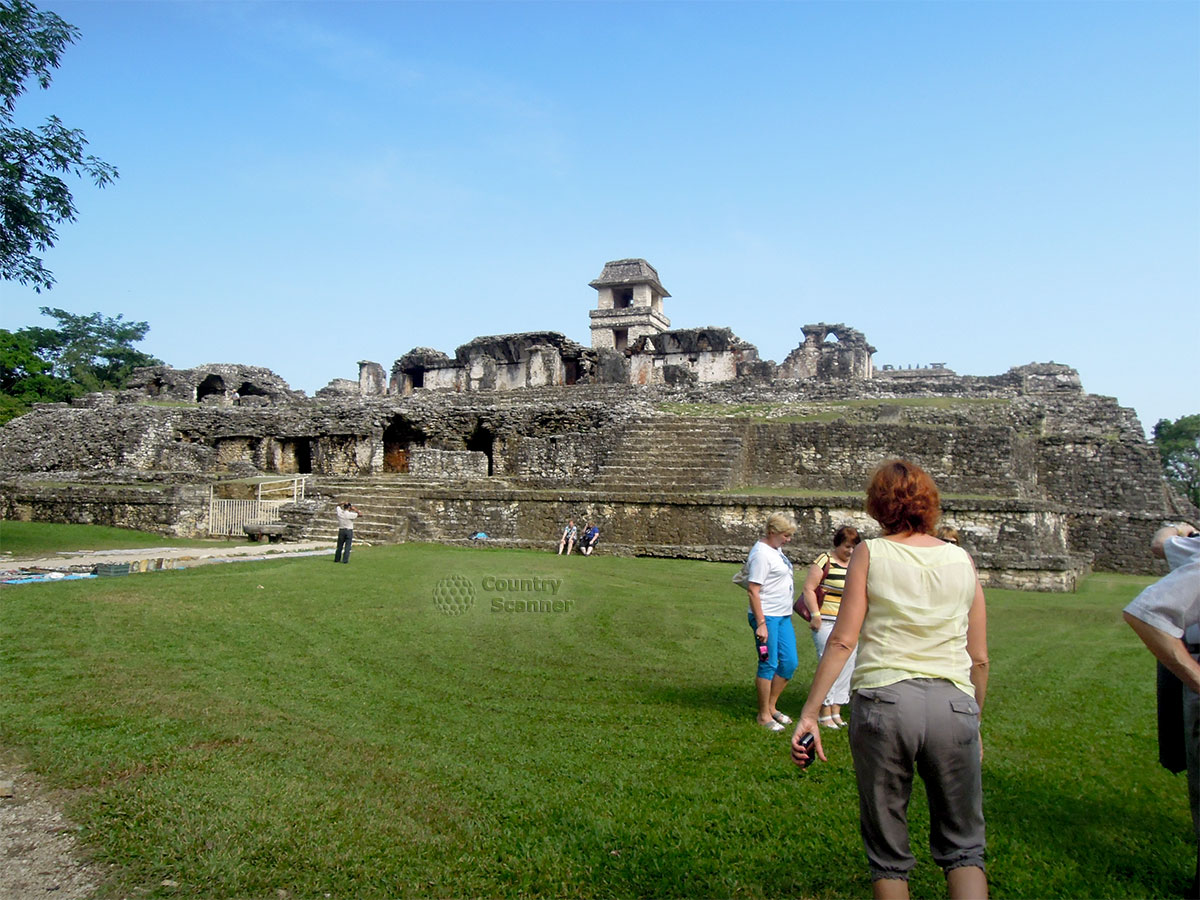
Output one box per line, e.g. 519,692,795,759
453,332,586,366
588,258,670,297
394,347,453,372
632,327,755,355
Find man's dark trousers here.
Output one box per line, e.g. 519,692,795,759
335,528,353,563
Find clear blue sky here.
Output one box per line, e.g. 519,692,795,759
3,0,1197,433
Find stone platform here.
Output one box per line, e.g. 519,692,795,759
0,540,336,581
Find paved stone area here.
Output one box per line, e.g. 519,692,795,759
1,540,337,580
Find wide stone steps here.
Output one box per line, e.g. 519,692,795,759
305,477,432,542
591,417,747,491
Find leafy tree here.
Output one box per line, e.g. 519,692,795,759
0,307,161,422
20,306,161,391
0,326,72,421
1153,414,1200,509
1,0,117,291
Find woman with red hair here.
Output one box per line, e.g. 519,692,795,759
791,460,990,900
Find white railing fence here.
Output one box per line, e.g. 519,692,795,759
207,477,308,536
257,476,307,502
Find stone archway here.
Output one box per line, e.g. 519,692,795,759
196,374,226,402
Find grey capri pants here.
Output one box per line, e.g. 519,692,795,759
848,678,985,881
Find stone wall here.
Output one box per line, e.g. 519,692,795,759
511,433,607,484
299,481,1087,590
409,449,489,480
739,422,1034,497
0,481,209,537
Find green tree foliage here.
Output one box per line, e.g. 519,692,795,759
0,326,72,421
0,307,161,422
20,306,161,389
1153,414,1200,509
1,0,118,291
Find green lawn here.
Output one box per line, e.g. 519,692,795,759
0,521,246,557
0,539,1186,898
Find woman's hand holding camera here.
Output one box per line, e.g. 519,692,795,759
791,717,826,768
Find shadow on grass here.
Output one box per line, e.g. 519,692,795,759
645,681,755,721
644,679,816,723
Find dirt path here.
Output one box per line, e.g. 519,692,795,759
1,541,338,897
0,757,110,900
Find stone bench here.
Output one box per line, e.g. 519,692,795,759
243,523,286,542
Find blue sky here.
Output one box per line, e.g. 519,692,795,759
2,0,1197,433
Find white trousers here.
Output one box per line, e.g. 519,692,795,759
811,616,857,706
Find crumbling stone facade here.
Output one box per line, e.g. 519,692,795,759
126,364,304,406
0,259,1192,589
343,260,881,398
779,324,875,381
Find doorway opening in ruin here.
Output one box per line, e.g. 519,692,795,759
237,381,270,399
613,328,628,352
383,417,426,473
564,359,579,385
614,288,633,309
407,368,425,390
465,422,494,476
288,438,314,474
196,374,226,402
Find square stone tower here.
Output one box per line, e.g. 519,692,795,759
588,258,671,351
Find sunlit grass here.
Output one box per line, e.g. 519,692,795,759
0,544,1186,898
0,521,245,557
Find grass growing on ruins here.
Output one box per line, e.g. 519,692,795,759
657,397,1012,423
0,521,246,557
719,486,1003,502
0,545,1189,899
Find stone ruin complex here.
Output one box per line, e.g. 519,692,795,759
1,259,1193,591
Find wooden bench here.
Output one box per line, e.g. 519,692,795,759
243,523,286,543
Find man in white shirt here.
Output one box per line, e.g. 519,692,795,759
1125,521,1200,895
334,502,360,564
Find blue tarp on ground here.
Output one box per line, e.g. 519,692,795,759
1,573,97,585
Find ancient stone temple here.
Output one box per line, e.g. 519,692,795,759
0,259,1193,590
588,258,671,352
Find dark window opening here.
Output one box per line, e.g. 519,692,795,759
408,368,425,389
614,288,633,309
613,328,628,352
564,359,579,385
465,422,495,476
237,381,270,397
196,374,226,402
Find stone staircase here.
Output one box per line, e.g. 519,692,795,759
590,417,747,492
302,476,431,545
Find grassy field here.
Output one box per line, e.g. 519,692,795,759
1,521,246,557
0,536,1188,898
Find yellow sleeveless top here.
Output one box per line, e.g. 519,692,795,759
851,538,977,697
814,552,849,618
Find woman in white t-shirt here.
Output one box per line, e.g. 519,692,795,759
745,512,800,732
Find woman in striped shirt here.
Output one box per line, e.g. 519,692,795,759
800,525,862,728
